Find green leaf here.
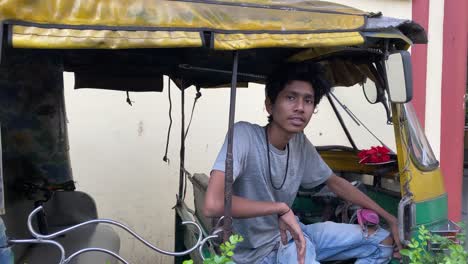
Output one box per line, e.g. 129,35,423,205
213,255,223,263
197,234,244,264
400,249,411,256
229,235,237,244
204,259,216,264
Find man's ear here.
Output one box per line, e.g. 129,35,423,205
265,98,273,115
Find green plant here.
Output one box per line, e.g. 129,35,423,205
183,234,244,264
400,224,468,264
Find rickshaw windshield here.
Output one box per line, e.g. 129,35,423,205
305,85,396,152
403,103,439,170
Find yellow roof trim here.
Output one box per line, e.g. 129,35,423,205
187,0,368,15
12,25,203,49
1,1,365,33
213,32,364,51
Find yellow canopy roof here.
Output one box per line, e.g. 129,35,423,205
1,1,427,91
3,0,371,50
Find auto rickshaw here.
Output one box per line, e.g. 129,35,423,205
0,1,457,264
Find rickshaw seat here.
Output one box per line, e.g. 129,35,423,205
14,191,120,264
19,224,120,264
190,173,219,232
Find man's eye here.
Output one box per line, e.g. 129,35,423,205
287,95,295,101
305,99,314,104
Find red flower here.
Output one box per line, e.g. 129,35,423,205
358,146,391,164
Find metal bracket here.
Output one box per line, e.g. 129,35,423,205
398,195,413,246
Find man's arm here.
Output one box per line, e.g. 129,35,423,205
326,174,402,250
204,170,306,264
204,170,289,218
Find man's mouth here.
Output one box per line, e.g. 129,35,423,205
288,116,305,126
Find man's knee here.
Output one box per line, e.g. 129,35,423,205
366,226,393,246
367,225,378,234
380,235,393,246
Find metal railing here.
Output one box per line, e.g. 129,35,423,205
8,206,220,264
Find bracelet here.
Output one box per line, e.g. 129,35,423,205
278,208,291,217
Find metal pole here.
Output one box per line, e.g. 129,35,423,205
178,87,186,201
326,94,358,150
175,85,185,263
223,51,239,241
175,85,186,264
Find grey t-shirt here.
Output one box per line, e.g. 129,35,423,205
212,122,333,264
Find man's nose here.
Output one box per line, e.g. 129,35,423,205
294,99,305,112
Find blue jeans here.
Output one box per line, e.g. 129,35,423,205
0,217,14,264
259,221,393,264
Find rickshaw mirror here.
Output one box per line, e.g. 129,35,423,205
362,79,378,104
386,50,413,103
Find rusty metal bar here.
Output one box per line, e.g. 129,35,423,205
223,51,239,241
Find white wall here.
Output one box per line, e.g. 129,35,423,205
63,2,414,264
64,76,271,263
424,0,445,160
64,74,181,264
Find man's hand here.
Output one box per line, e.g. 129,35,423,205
386,215,403,257
326,176,404,257
278,209,306,264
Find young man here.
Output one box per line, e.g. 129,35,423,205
204,63,401,264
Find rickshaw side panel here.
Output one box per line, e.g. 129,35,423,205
0,56,120,263
414,194,448,226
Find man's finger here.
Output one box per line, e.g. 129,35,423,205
280,229,288,245
391,226,403,250
394,235,403,250
291,230,306,264
294,237,306,264
393,250,402,259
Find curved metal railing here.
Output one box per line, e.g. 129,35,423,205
8,206,222,264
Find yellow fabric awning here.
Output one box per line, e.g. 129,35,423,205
213,32,364,50
2,0,368,50
12,25,203,49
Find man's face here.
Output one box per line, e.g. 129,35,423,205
266,80,315,134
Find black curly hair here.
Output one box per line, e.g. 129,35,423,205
265,62,331,122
